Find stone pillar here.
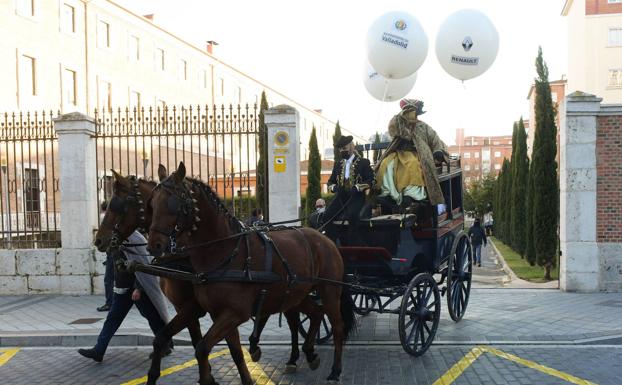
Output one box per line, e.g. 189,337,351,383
265,105,301,224
54,112,98,294
560,92,601,292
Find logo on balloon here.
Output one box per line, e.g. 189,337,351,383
451,55,479,66
462,36,473,52
382,32,409,49
394,19,407,31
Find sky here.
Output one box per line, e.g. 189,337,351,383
121,0,568,145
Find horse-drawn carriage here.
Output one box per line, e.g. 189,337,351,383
300,148,473,356
95,146,471,384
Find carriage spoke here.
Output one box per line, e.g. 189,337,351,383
418,321,426,349
407,319,419,345
424,285,433,304
423,320,432,336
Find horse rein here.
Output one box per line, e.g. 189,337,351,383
107,176,148,252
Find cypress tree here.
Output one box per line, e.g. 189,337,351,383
332,121,342,164
525,160,536,265
494,166,505,241
509,122,519,249
511,117,529,256
531,47,559,280
305,126,322,216
501,158,512,244
372,132,381,164
256,91,269,214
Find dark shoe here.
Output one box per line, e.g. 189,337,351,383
78,348,103,362
478,263,482,267
97,304,111,312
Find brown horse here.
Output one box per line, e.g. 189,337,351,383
95,168,326,384
146,162,355,385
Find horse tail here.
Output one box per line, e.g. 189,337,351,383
340,277,357,341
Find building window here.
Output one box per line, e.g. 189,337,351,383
475,165,480,170
63,69,77,106
464,165,471,171
474,152,479,158
178,60,187,80
201,69,208,88
97,20,110,48
19,55,36,96
61,3,75,33
219,78,225,96
463,152,471,159
16,0,35,17
609,0,622,4
130,90,140,110
495,164,501,170
129,35,139,61
465,177,471,183
155,48,165,71
494,151,501,157
609,69,622,87
98,80,111,112
24,168,40,229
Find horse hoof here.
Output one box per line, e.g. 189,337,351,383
284,364,297,374
308,355,321,371
250,347,262,362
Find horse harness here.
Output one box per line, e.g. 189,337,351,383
107,176,148,251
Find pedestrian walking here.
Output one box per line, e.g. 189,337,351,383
468,218,487,267
308,198,326,229
97,201,113,312
78,230,172,362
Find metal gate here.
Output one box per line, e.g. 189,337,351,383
0,111,61,249
95,104,267,222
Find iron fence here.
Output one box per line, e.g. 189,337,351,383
0,111,61,249
95,104,267,222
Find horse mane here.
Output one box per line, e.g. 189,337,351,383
112,175,156,192
185,176,242,233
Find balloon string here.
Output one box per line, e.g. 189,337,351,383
372,80,390,134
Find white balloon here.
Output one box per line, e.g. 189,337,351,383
366,11,428,79
363,63,417,102
435,9,499,81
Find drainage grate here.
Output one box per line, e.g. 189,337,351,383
69,318,103,325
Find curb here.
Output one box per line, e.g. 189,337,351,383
488,239,520,284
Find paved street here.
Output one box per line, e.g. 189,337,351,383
1,244,621,384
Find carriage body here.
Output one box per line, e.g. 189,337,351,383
312,151,474,357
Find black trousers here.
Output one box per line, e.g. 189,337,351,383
324,190,366,245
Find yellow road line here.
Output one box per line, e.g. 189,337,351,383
0,348,20,367
482,346,599,385
432,346,484,385
120,349,229,385
243,350,276,385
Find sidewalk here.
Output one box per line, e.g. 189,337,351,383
2,288,622,348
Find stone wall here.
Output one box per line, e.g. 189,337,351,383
0,248,106,294
561,91,622,292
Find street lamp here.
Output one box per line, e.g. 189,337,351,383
0,156,11,248
141,150,150,179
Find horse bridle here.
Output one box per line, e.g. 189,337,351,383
107,176,148,252
149,175,200,254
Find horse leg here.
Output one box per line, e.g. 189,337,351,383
187,314,203,348
225,328,253,385
298,297,323,371
282,309,300,373
318,285,345,385
146,302,203,385
195,310,248,385
248,315,269,362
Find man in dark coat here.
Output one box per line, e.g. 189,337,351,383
308,198,326,229
468,218,487,267
324,135,374,243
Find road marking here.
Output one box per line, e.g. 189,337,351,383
433,346,598,385
0,348,20,367
432,347,485,385
120,348,275,385
120,349,229,385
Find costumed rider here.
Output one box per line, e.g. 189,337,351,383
323,135,374,243
78,230,173,362
374,99,449,215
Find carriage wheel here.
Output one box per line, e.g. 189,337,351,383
352,293,378,316
446,233,473,322
298,313,332,345
398,273,441,356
